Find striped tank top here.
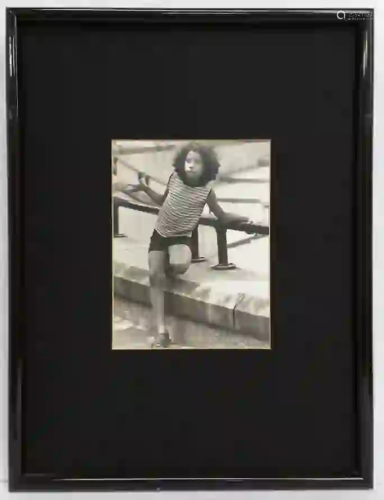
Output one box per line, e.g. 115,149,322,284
155,172,212,238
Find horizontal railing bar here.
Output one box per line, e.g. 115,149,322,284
113,196,269,235
123,191,158,206
114,198,159,215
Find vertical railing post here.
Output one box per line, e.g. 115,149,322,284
113,199,125,238
212,227,236,270
191,226,206,263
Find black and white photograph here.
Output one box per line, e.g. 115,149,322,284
112,140,271,349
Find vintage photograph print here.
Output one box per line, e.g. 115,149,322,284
112,140,271,349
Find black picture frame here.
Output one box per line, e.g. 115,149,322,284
7,8,373,492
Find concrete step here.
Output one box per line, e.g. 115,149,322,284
113,258,270,343
113,296,268,350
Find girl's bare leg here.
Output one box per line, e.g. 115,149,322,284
148,245,191,347
148,251,168,345
168,244,192,276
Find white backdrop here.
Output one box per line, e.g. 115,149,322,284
0,1,381,499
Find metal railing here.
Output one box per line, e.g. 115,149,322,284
113,155,270,269
113,197,269,271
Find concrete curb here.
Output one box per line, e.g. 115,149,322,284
114,262,270,341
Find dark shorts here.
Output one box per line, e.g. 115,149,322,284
148,230,191,253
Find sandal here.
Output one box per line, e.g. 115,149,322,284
151,331,172,349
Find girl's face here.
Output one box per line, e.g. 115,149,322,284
184,150,203,181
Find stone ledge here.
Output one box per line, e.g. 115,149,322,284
234,294,270,342
114,262,269,341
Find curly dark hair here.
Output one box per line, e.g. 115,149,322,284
172,141,220,186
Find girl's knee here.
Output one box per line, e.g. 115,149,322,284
171,260,191,274
169,252,191,275
170,262,190,275
148,251,167,285
149,266,165,285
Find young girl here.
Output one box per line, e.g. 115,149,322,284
135,142,250,348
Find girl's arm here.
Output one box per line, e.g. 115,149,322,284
207,190,250,225
112,174,132,194
141,185,168,206
138,174,169,206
